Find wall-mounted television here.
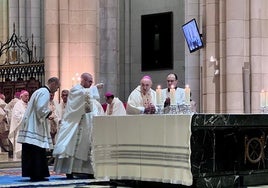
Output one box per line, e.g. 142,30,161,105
182,18,204,53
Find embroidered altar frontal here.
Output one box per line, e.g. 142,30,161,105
92,115,193,186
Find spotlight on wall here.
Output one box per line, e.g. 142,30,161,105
210,56,219,75
214,69,219,75
210,56,218,65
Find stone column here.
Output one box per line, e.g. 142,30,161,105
9,0,19,36
203,0,219,113
119,0,130,101
45,0,98,92
18,0,26,39
44,0,59,79
225,0,248,113
0,0,8,67
58,0,70,90
1,0,8,40
30,0,41,58
250,0,268,113
184,1,202,112
98,0,119,103
65,0,97,89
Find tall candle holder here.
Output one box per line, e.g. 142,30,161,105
260,90,267,113
185,85,191,106
260,106,266,114
185,104,192,114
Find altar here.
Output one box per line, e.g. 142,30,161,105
92,114,268,187
92,114,193,186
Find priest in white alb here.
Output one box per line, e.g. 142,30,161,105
162,73,185,107
53,73,95,179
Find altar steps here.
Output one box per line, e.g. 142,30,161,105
0,153,20,169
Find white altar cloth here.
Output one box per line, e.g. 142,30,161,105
92,114,193,186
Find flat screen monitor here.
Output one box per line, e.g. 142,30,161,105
182,19,204,53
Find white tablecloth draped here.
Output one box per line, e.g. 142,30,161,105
92,114,193,186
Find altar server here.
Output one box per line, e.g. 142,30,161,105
162,73,185,107
17,77,60,181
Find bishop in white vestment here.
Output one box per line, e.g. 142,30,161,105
126,76,157,114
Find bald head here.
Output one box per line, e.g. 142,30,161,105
80,73,93,88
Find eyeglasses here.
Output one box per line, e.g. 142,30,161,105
167,80,175,82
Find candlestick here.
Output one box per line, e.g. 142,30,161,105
265,91,268,107
185,85,191,105
170,85,176,105
260,90,266,107
72,77,75,86
156,85,162,105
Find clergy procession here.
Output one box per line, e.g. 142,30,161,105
0,72,195,182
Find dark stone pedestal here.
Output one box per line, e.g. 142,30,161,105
191,114,268,187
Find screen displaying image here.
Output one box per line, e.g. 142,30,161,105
182,19,204,53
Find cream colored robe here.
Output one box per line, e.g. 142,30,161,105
53,84,94,174
126,86,156,114
0,98,8,153
56,102,67,122
161,87,186,105
8,99,27,159
105,97,126,115
4,98,19,124
48,100,59,145
91,99,105,116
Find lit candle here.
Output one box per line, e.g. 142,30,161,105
170,85,176,105
75,73,79,84
156,85,162,105
185,85,191,105
72,77,75,86
266,91,268,107
260,90,266,107
77,76,81,84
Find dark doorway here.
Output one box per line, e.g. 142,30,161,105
141,12,173,71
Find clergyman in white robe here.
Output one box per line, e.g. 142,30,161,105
91,99,105,116
8,99,27,160
105,97,126,115
53,84,94,175
126,85,157,114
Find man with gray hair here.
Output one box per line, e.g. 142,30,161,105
126,75,157,114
